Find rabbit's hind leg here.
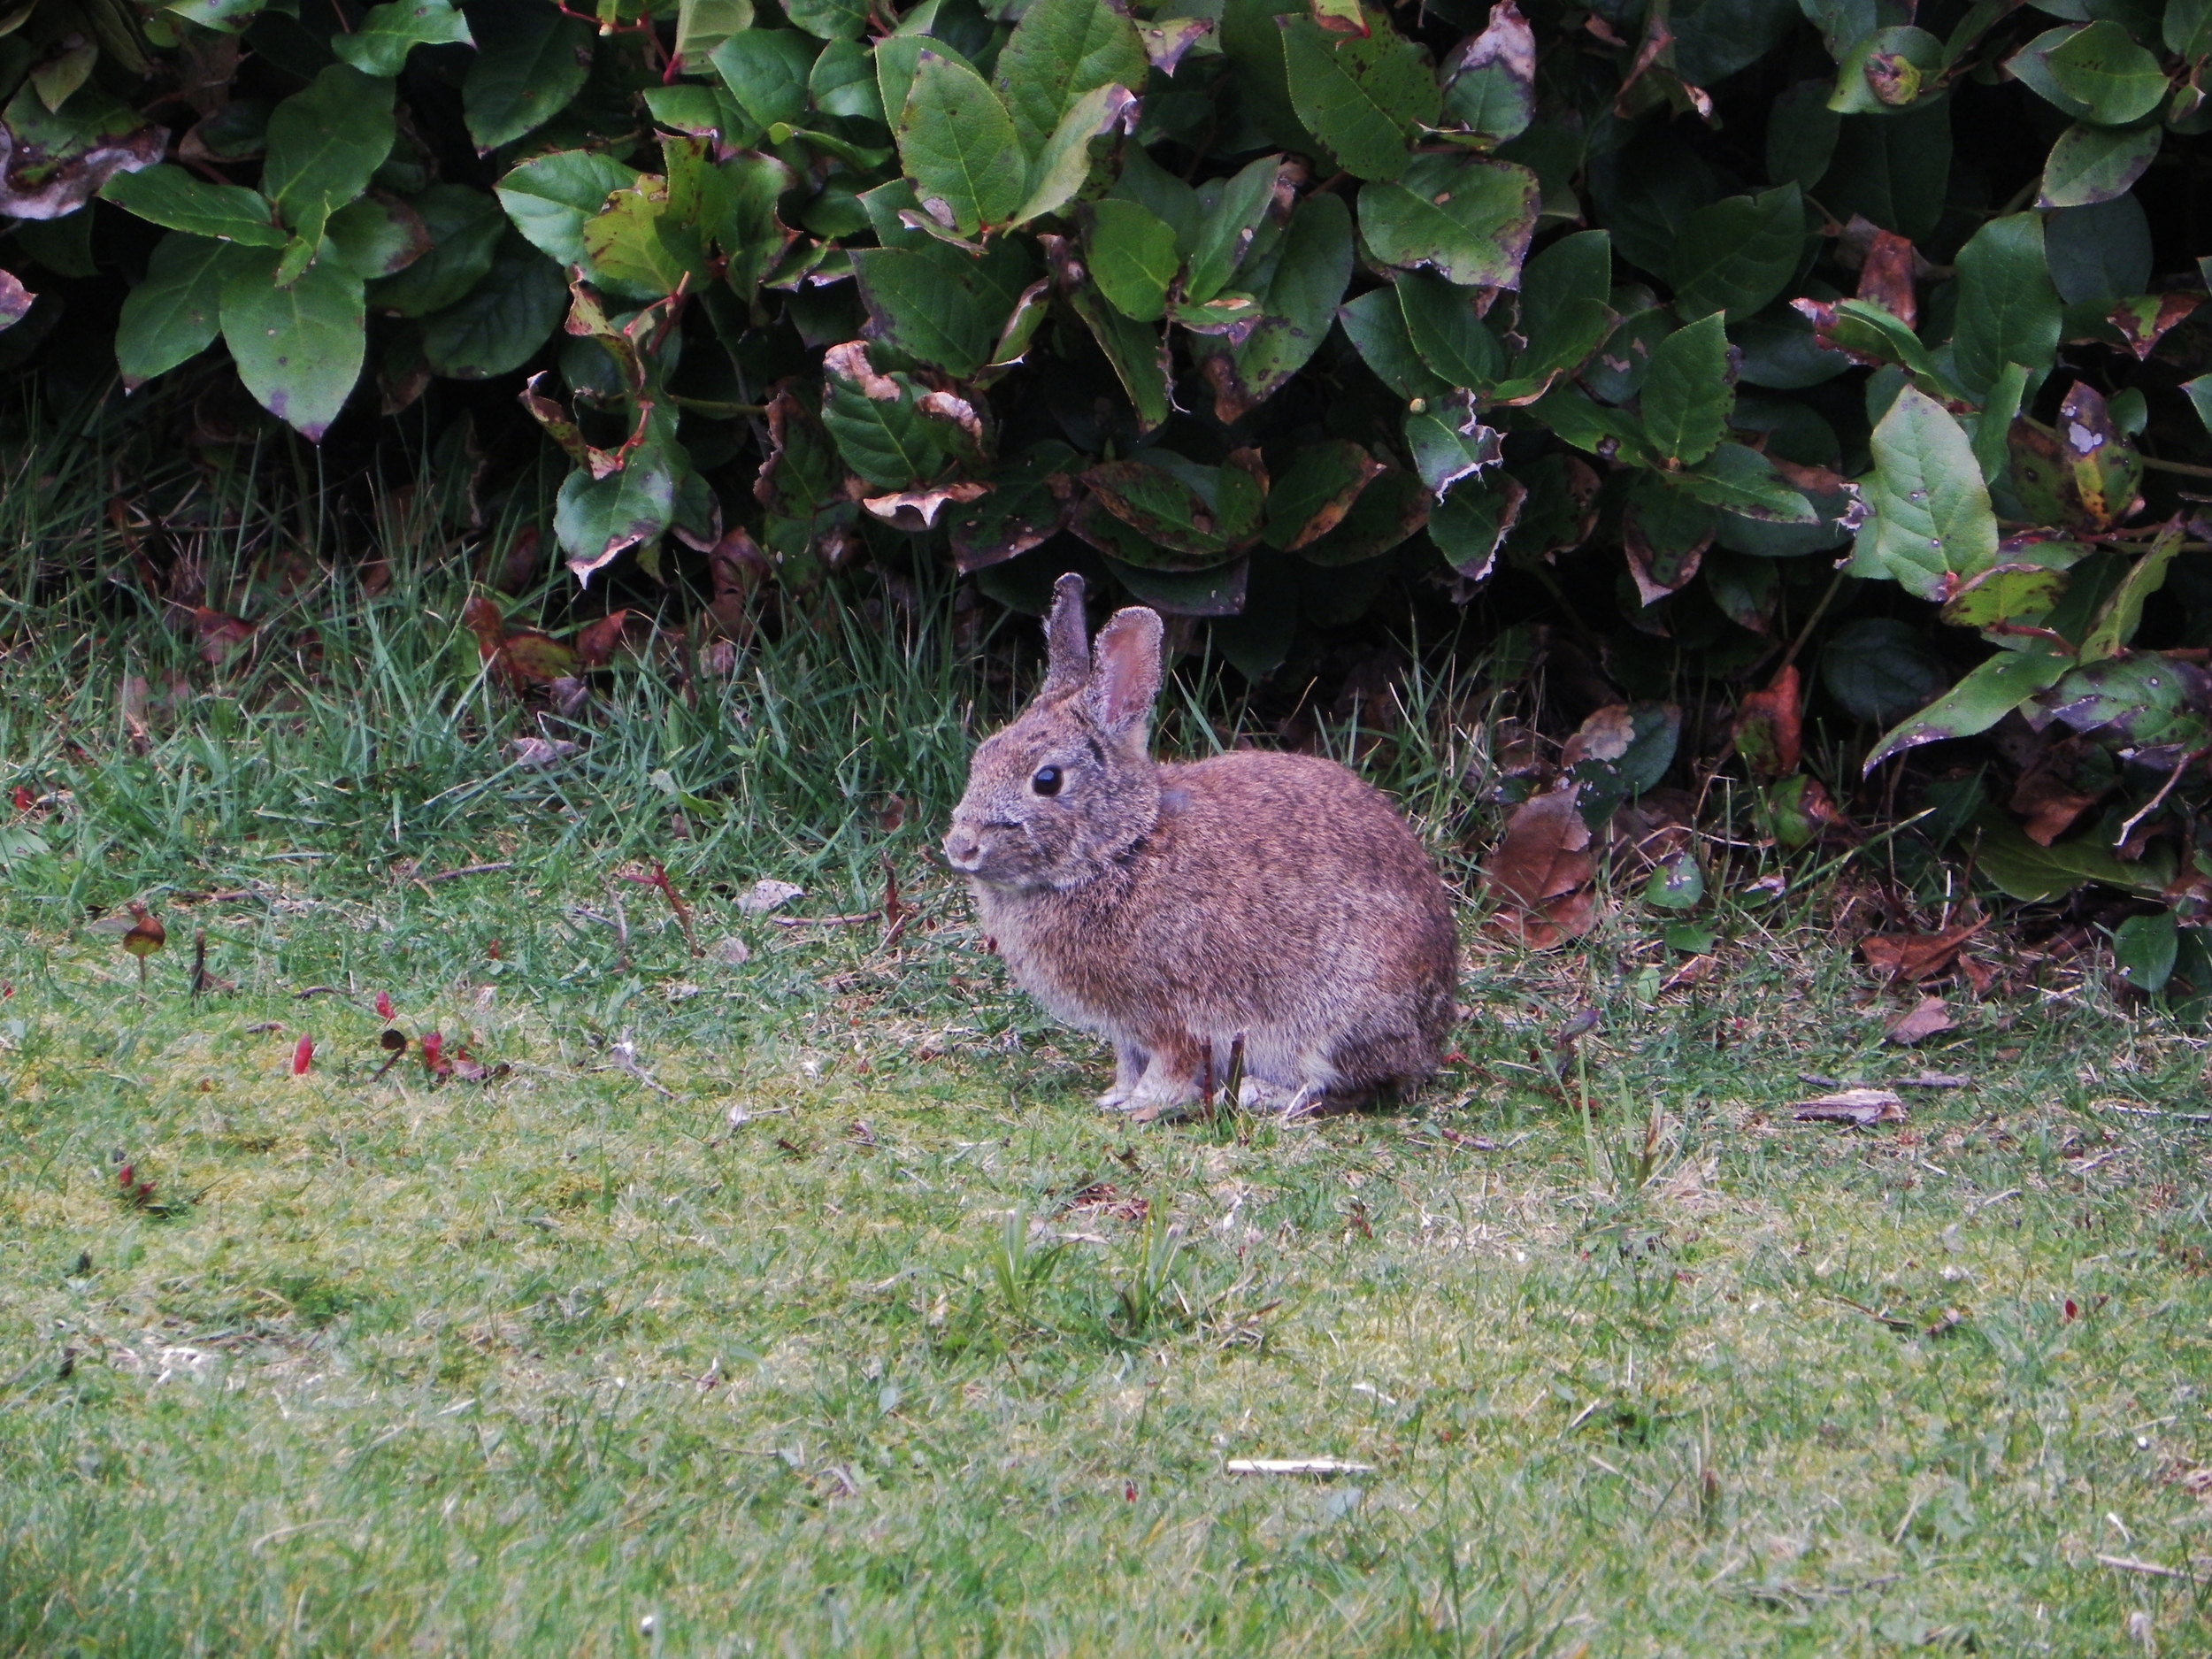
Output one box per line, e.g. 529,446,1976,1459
1113,1032,1205,1114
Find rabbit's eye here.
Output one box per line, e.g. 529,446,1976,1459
1032,766,1063,797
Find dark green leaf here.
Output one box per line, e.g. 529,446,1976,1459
1665,445,1818,521
2039,20,2168,125
1263,439,1382,549
419,238,565,378
1405,403,1501,498
1185,153,1279,304
2113,910,2178,992
1293,466,1427,565
555,437,680,582
1428,470,1524,580
1197,192,1353,421
672,0,755,74
1820,106,1949,240
333,0,472,76
1639,311,1732,465
1766,79,1840,189
1337,287,1448,399
462,0,593,152
2039,119,2162,209
1356,153,1540,287
497,150,641,267
1087,196,1179,322
219,245,365,440
368,184,505,317
263,65,395,228
1864,642,2074,768
101,164,285,246
710,28,817,129
1821,616,1950,722
1279,12,1438,181
326,192,430,278
820,341,948,488
1828,26,1945,115
1395,273,1504,388
784,0,866,41
115,231,247,387
1951,213,2062,400
994,0,1148,161
1668,184,1805,323
850,237,1037,377
896,50,1025,235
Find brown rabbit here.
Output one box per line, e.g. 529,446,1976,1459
942,573,1458,1115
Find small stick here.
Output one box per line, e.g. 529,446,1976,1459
2116,749,2199,846
191,930,208,999
424,861,514,883
880,855,909,948
770,911,877,927
2094,1554,2203,1582
2094,1101,2212,1124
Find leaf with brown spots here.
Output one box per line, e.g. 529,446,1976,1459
1855,228,1919,327
1732,664,1801,781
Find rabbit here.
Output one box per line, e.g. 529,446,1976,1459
941,572,1459,1117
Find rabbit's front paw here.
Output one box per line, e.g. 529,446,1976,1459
1095,1082,1138,1111
1238,1079,1324,1117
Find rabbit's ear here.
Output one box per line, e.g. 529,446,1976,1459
1037,572,1091,699
1089,606,1163,740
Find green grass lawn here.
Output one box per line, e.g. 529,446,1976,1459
3,465,2211,1653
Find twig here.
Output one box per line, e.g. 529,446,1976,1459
191,930,207,999
424,861,514,883
880,854,909,948
2094,1554,2204,1582
2116,749,2200,845
770,911,878,927
2093,1101,2212,1124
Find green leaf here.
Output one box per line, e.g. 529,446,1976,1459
1279,12,1438,181
2169,0,2212,60
1822,105,1951,241
710,28,816,130
464,1,594,151
2047,653,2211,749
1950,212,2062,402
1855,386,1999,601
1080,458,1232,559
1668,184,1805,323
1971,361,2031,484
1766,78,1840,188
850,238,1036,377
1087,196,1179,323
2039,120,2162,209
2078,526,2179,664
1337,288,1449,400
672,0,754,73
1185,153,1280,305
419,238,566,379
100,164,285,246
2182,372,2212,440
1938,562,2070,634
2113,910,2177,992
783,0,868,42
1195,191,1353,421
1011,81,1135,226
1664,444,1817,521
161,0,266,33
332,0,472,76
2040,20,2168,125
115,231,244,387
2046,196,2151,306
820,342,948,488
219,245,365,441
366,184,505,317
1219,0,1328,157
895,50,1026,236
1966,805,2159,902
1440,1,1534,144
579,180,709,301
1864,641,2073,768
1064,281,1171,429
1395,273,1504,388
1356,152,1540,288
263,65,395,229
1645,854,1705,910
497,150,642,268
1406,405,1501,497
2007,26,2101,122
325,193,430,278
1428,470,1523,579
1639,311,1732,466
555,438,680,582
1821,616,1950,721
994,0,1148,161
1293,466,1427,565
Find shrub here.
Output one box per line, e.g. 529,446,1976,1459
5,0,2212,916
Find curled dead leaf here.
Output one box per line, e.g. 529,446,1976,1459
1481,786,1597,947
863,480,991,532
1858,921,1983,984
1885,995,1955,1046
1793,1087,1906,1125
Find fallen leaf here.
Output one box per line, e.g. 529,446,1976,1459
736,878,803,914
863,480,991,532
1885,996,1955,1045
511,737,580,767
291,1034,313,1076
1793,1087,1906,1125
1858,921,1984,983
1481,786,1597,946
709,935,752,966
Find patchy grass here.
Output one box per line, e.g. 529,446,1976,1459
4,453,2212,1653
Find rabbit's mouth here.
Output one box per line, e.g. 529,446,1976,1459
942,824,1048,887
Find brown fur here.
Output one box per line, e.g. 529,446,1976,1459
942,574,1458,1114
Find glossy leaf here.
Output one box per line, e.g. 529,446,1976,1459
896,50,1026,236
1087,196,1179,323
1279,11,1438,180
2038,120,2162,209
1669,185,1805,323
464,0,594,152
219,246,366,440
1950,213,2062,401
101,165,285,246
1639,311,1732,466
1865,643,2075,768
1855,386,1998,601
497,150,641,269
333,0,472,76
994,0,1149,161
262,65,396,228
1197,192,1353,421
1356,153,1540,288
116,232,243,386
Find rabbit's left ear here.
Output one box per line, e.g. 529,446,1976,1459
1037,572,1091,700
1089,607,1163,740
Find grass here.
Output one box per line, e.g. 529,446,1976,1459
4,417,2212,1655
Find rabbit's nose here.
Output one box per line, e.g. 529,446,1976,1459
942,827,982,871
